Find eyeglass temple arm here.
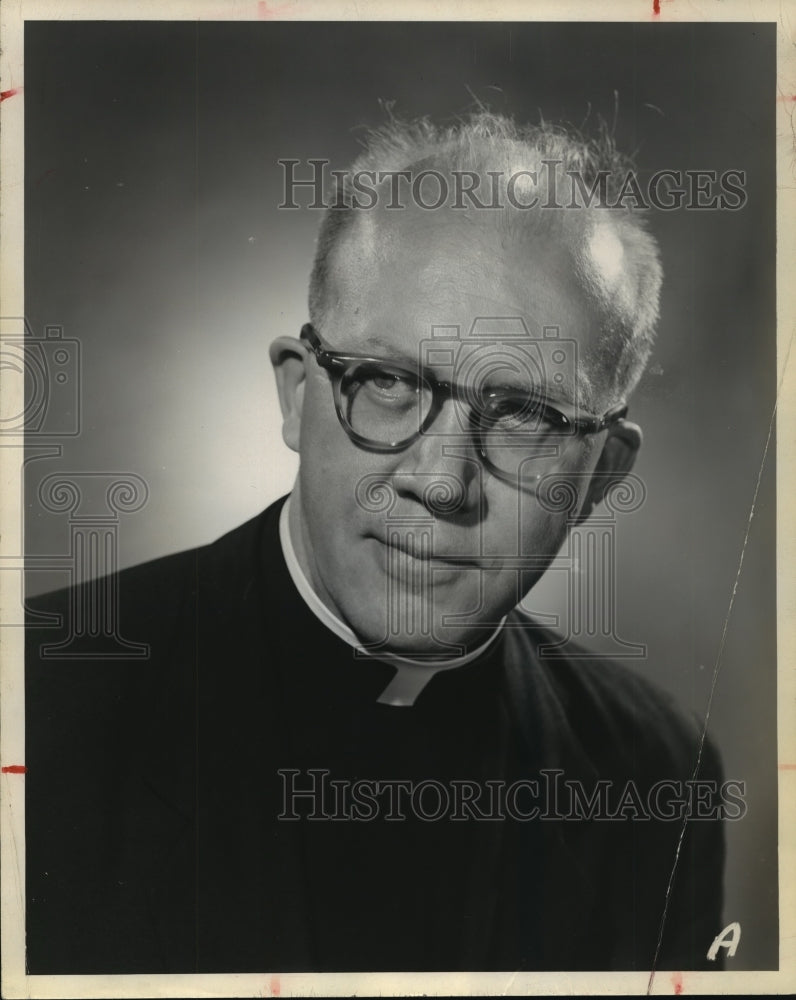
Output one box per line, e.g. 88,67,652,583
300,323,348,371
586,402,629,433
300,323,322,352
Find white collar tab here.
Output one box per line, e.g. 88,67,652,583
278,497,505,707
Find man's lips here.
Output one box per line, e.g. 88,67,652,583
368,534,503,570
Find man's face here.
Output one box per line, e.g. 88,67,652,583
275,210,633,656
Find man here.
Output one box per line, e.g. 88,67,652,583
25,111,725,974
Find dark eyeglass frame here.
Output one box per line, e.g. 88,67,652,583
300,323,628,482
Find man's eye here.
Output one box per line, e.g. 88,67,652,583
483,393,540,425
371,374,406,392
354,369,420,408
365,371,417,394
489,397,526,419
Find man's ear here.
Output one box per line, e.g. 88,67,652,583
578,419,642,523
269,337,308,453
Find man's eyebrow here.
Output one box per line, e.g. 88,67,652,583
361,334,597,409
360,336,417,364
540,370,596,412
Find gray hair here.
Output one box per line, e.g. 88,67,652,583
309,110,662,398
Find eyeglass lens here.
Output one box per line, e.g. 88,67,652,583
340,360,576,483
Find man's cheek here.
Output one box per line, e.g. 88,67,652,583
520,512,570,559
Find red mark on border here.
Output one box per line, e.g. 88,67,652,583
257,0,291,17
776,95,796,103
1,765,27,774
779,763,796,769
671,971,684,994
1,87,22,102
653,0,661,14
269,975,281,996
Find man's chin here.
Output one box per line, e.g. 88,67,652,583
350,617,503,661
331,542,510,658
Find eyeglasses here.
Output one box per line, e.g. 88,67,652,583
299,323,628,488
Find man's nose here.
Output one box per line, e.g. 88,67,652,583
390,398,481,516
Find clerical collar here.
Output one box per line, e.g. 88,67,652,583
279,497,505,707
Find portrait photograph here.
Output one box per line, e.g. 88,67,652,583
0,1,794,996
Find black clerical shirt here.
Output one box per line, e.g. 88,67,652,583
25,495,725,973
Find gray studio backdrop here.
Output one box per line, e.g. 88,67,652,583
24,21,776,969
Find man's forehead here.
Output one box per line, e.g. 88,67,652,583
419,319,572,364
330,208,497,298
330,209,591,320
324,210,609,406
